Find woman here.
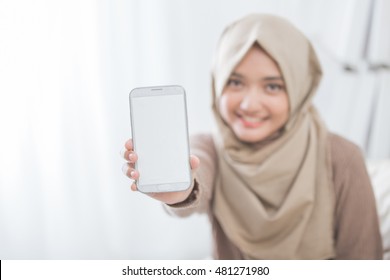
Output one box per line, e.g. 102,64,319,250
122,14,383,259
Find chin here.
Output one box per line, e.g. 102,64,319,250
239,136,265,144
234,130,267,143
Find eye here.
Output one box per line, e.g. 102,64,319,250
265,83,284,93
226,78,243,89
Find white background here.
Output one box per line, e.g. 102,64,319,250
0,0,389,259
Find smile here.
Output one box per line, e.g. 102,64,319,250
237,114,268,128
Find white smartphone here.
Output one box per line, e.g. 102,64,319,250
129,85,192,193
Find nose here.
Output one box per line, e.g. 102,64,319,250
240,88,263,113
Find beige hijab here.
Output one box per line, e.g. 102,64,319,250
211,14,336,259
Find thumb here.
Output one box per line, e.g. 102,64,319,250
190,155,200,170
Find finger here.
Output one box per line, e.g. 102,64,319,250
190,155,200,170
119,139,133,157
127,151,138,163
125,139,133,150
131,183,138,191
120,149,138,163
122,163,140,179
126,162,135,169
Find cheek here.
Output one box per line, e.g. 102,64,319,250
273,96,290,122
219,95,236,121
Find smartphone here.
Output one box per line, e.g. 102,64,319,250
129,85,192,193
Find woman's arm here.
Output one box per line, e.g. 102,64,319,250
164,133,218,217
330,134,383,259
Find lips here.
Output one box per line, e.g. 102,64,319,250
237,113,268,128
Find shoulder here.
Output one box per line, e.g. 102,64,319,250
328,133,371,201
328,133,365,170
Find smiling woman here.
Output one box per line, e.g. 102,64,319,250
153,14,382,259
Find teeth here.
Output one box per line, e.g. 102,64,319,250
241,115,264,123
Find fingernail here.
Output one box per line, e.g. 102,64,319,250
130,170,135,178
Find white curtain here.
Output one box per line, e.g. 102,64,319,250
0,0,389,259
312,0,390,159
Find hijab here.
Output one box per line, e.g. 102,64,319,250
211,14,336,259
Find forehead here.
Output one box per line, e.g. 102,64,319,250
233,45,283,77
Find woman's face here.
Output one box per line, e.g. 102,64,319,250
219,45,289,143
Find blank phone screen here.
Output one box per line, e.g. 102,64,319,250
131,91,190,187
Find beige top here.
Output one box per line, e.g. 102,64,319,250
166,133,383,260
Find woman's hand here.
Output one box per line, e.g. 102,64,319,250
121,139,200,205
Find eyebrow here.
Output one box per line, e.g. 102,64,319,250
230,72,284,82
